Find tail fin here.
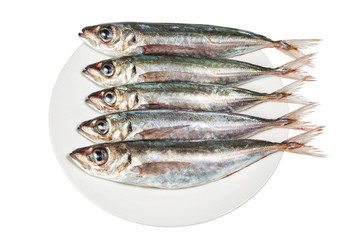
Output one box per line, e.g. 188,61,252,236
269,81,311,105
276,39,321,59
276,103,319,131
275,54,316,81
283,127,325,157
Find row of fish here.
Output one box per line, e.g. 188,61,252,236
70,22,323,189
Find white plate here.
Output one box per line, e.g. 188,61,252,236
49,44,288,227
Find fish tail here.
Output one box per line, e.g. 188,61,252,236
269,81,311,105
275,103,319,131
275,39,321,59
275,54,316,81
282,127,325,157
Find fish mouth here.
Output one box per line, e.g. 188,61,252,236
82,67,90,77
78,27,97,47
69,152,79,162
77,124,92,139
77,123,100,142
69,152,91,171
78,28,89,43
82,67,102,85
85,96,102,111
82,67,95,81
78,32,85,38
78,27,91,39
85,96,93,105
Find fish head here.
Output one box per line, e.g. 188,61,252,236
79,23,136,56
82,58,134,86
69,144,130,177
79,24,123,56
77,114,130,142
86,87,128,113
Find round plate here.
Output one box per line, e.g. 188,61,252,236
49,44,288,227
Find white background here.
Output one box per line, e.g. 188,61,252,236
1,0,359,239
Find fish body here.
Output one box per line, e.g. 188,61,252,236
78,105,316,143
69,128,324,189
83,54,314,86
79,22,319,59
86,81,308,114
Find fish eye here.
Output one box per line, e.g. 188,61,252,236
104,91,116,105
99,27,113,42
95,119,109,135
101,63,115,77
91,148,108,165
